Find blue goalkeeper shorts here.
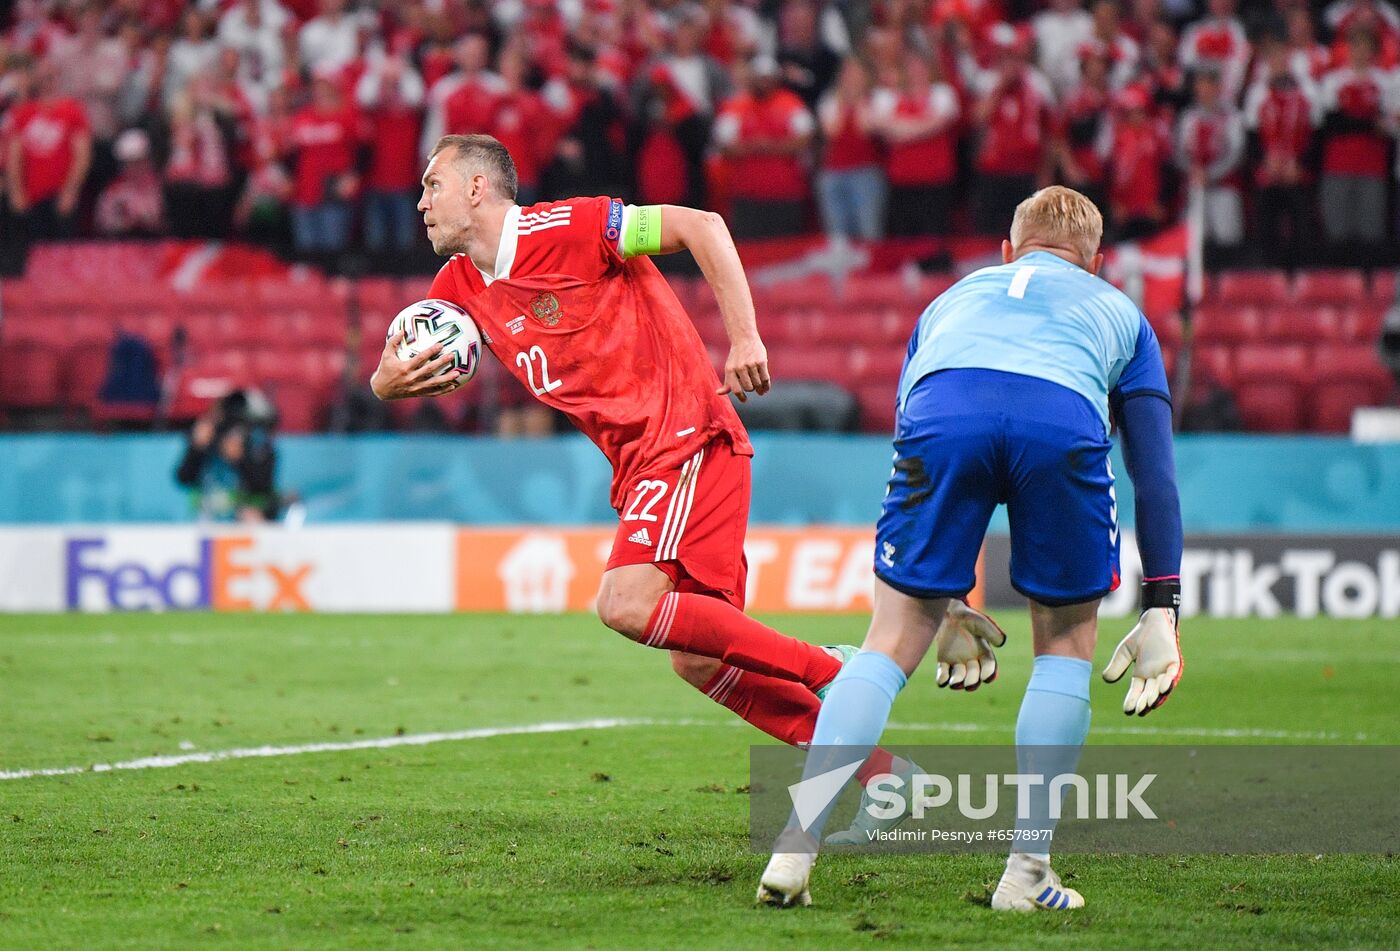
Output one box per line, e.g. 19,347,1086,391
874,368,1121,606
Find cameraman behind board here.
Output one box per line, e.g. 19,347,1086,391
175,389,280,522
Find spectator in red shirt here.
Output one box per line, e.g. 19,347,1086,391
1106,84,1172,239
817,56,886,241
286,71,361,255
356,51,425,255
1244,35,1319,266
1317,26,1393,252
426,34,503,162
965,25,1055,234
1176,67,1245,252
1053,48,1112,214
712,55,816,239
870,54,961,237
3,56,92,240
486,46,551,205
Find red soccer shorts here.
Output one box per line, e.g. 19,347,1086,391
606,437,751,609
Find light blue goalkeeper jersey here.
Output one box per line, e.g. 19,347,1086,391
898,250,1168,432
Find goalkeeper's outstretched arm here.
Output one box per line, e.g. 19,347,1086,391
1104,324,1185,715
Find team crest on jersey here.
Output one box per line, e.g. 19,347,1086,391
507,316,526,335
530,292,562,326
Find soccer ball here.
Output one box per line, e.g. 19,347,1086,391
387,298,483,383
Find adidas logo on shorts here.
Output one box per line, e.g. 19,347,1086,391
628,528,653,547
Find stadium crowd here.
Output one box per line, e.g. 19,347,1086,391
3,0,1400,270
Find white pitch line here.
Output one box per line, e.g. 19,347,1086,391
886,721,1372,742
1,716,1379,782
0,717,724,782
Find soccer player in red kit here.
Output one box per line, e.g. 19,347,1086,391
371,134,1004,828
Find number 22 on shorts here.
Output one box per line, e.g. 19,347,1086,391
623,480,668,522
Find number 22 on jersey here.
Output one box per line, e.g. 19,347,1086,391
516,345,564,395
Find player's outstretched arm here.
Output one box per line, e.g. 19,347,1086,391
370,332,463,400
1103,383,1184,715
644,205,771,402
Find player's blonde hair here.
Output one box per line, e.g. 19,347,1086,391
1009,186,1104,264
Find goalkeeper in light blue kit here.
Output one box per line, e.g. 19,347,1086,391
759,186,1184,911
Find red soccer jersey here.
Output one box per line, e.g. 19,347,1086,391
2,98,89,204
289,104,360,206
427,197,754,509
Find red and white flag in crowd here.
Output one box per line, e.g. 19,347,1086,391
1101,222,1189,321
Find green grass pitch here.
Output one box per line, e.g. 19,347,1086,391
0,611,1396,949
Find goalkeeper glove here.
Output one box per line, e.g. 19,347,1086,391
1102,580,1183,716
935,600,1007,691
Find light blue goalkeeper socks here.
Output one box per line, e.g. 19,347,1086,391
1013,654,1092,855
785,650,907,842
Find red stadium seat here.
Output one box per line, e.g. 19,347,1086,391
0,342,62,409
1292,270,1367,305
256,277,336,311
0,309,61,345
842,309,901,349
840,274,921,309
917,273,958,302
1192,304,1262,345
847,345,905,383
1234,382,1305,431
266,385,324,433
1191,344,1234,388
1311,344,1393,395
1370,270,1397,305
1160,345,1179,387
1310,384,1372,432
281,309,349,348
1308,344,1397,431
771,346,845,382
855,383,897,432
1339,305,1386,342
1149,313,1184,349
401,277,434,301
355,275,402,314
1213,270,1290,305
67,341,112,412
1262,305,1342,343
1234,344,1309,384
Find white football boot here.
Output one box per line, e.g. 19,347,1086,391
990,853,1085,912
756,830,818,907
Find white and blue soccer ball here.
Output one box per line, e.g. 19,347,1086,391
387,298,483,383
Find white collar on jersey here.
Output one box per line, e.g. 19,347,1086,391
476,204,521,286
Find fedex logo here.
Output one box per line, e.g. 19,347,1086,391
66,536,313,612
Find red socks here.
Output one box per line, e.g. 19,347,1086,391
699,665,820,747
645,592,841,691
696,665,899,787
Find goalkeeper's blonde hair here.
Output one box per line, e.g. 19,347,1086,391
1009,186,1104,264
